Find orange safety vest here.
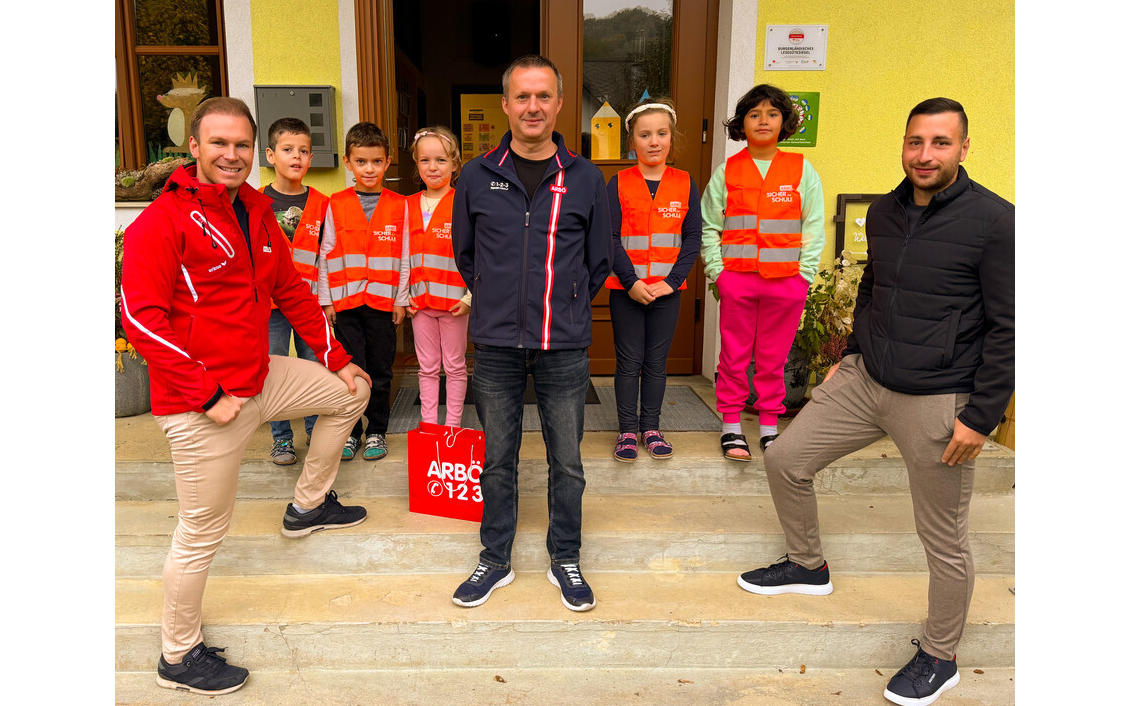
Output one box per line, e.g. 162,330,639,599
720,150,803,278
259,185,329,308
606,166,689,290
325,188,406,312
407,190,466,311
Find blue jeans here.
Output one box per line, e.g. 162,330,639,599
268,309,318,441
472,344,589,569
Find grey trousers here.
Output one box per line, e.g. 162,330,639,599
763,354,976,660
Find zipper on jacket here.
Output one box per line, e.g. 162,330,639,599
518,205,530,348
880,200,927,376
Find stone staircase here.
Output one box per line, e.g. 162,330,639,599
114,378,1015,705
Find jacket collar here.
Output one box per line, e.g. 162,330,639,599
164,165,273,211
893,165,971,210
485,130,577,174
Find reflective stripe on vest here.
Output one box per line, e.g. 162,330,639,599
326,188,406,312
407,190,466,312
720,150,804,278
606,166,690,290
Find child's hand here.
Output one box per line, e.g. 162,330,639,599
450,301,471,317
646,281,674,299
322,305,337,326
392,305,407,325
628,280,655,305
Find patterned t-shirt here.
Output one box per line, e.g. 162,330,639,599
263,184,311,242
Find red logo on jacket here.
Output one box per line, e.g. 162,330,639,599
550,184,568,195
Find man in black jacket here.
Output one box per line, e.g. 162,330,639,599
737,98,1014,706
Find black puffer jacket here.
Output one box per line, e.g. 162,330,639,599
844,166,1014,436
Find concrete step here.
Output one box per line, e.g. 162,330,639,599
114,666,1017,705
115,572,1015,671
115,432,1015,501
115,494,1015,577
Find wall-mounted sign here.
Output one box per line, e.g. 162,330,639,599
779,92,820,148
459,93,507,161
765,25,828,71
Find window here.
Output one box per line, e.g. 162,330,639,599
115,0,228,171
580,0,673,161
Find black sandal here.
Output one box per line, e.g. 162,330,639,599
721,433,752,462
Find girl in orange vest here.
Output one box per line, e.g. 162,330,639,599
405,126,472,426
606,98,703,462
700,84,825,460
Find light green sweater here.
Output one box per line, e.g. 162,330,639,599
700,151,825,283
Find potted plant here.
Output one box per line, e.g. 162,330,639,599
735,250,863,413
792,249,865,383
116,228,151,417
115,156,193,202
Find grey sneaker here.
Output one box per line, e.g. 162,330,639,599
270,439,297,466
156,642,249,695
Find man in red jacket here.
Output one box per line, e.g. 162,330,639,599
120,97,372,696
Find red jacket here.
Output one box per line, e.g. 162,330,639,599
120,166,352,415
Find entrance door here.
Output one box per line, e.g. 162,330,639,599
357,0,717,376
544,0,719,374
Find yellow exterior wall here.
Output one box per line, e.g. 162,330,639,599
250,0,348,195
754,0,1015,266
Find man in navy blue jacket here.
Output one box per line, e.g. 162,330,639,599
451,54,611,612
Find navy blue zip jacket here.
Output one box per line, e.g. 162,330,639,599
452,131,612,350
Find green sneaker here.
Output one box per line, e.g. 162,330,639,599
341,436,360,461
363,433,388,461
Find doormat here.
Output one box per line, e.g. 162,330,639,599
387,384,720,433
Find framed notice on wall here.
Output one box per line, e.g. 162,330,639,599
457,91,507,161
833,193,884,264
765,25,828,71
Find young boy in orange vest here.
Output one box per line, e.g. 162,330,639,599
316,122,409,461
261,117,330,465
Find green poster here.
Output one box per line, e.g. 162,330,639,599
780,92,819,148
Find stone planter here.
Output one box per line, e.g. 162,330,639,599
116,352,151,417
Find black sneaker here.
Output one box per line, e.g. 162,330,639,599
156,642,249,695
547,563,596,612
737,555,833,596
281,489,367,538
883,639,960,706
452,563,515,607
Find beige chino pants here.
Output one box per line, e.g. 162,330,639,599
154,355,369,662
763,354,976,660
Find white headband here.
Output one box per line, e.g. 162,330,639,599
413,129,453,147
624,103,677,131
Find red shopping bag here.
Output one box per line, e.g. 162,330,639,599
407,422,485,522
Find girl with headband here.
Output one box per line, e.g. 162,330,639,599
404,126,472,426
606,98,702,462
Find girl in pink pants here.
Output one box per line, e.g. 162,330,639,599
700,84,825,459
406,127,471,426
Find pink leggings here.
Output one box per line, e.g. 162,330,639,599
716,270,810,426
411,307,469,426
